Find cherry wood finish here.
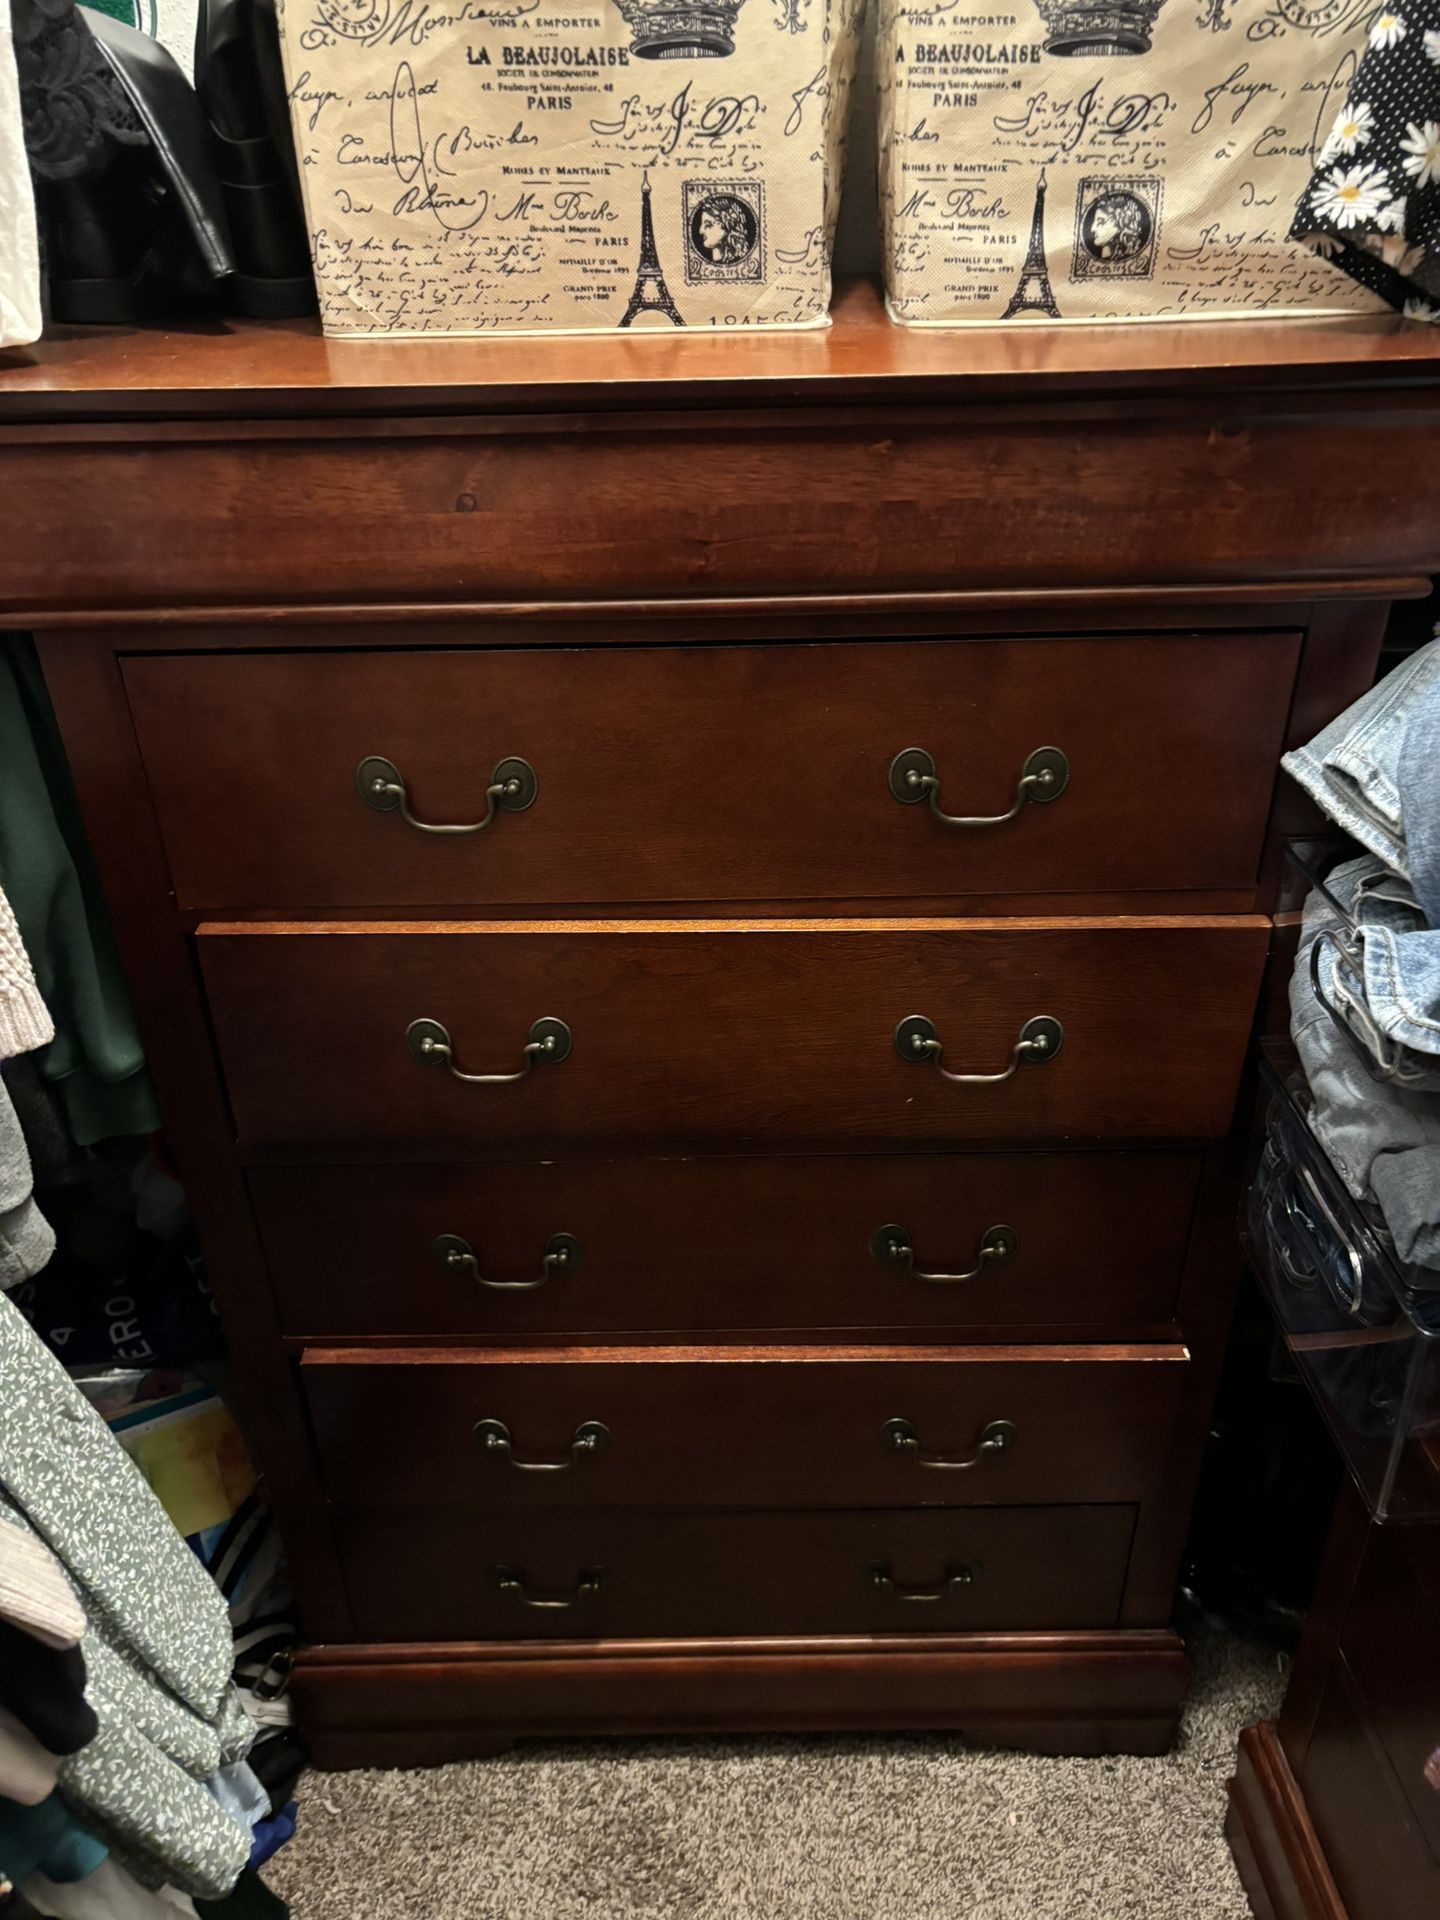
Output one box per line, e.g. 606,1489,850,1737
334,1504,1138,1642
121,633,1299,909
12,305,1439,1767
199,919,1269,1152
1298,1667,1437,1920
1335,1534,1440,1866
291,1626,1192,1768
1226,1725,1350,1920
1228,1487,1440,1920
26,590,1418,637
12,405,1440,617
249,1149,1200,1340
7,284,1440,420
301,1345,1186,1513
24,636,355,1638
1118,1125,1251,1627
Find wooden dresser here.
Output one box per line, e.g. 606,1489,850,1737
4,284,1440,1767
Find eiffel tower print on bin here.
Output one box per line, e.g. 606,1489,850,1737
1002,167,1061,320
619,173,685,328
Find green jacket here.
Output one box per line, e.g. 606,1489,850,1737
0,639,160,1146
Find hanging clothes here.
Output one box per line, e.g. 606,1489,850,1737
0,886,51,1067
0,1705,63,1805
0,1523,85,1651
0,1078,53,1293
0,881,56,1294
0,1291,253,1900
0,640,160,1147
0,0,40,348
0,1627,97,1757
193,1869,288,1919
0,1799,105,1887
21,1858,198,1919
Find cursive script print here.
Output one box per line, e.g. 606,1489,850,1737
880,0,1382,325
388,60,489,229
992,82,1174,155
279,0,861,332
1247,0,1374,39
589,84,762,159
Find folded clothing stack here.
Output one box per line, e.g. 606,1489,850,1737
1283,637,1440,1276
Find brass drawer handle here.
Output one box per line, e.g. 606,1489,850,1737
474,1417,608,1471
870,1222,1017,1284
894,1013,1062,1084
870,1560,982,1602
434,1232,582,1291
356,755,538,835
490,1565,605,1610
889,746,1068,827
883,1416,1016,1470
407,1016,571,1085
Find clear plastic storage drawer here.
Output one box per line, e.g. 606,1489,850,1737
1245,1049,1440,1522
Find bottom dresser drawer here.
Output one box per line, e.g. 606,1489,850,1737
334,1504,1137,1641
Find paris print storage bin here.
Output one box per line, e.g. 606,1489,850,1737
876,0,1390,326
275,0,864,335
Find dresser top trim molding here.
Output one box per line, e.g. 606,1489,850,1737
5,278,1440,427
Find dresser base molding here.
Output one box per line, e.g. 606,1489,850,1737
1225,1723,1351,1920
293,1628,1189,1770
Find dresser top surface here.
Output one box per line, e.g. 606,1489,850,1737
5,276,1440,423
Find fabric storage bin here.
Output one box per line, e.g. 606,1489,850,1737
275,0,864,335
876,0,1390,327
1244,1049,1440,1523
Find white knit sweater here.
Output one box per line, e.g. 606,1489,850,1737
0,881,52,1062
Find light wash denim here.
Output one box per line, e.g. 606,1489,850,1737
1401,664,1440,927
1320,855,1440,1069
1284,639,1440,1058
1283,637,1440,883
1291,885,1440,1271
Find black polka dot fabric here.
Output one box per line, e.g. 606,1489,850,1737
1293,4,1440,323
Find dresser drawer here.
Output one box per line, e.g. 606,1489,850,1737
334,1504,1138,1641
253,1150,1199,1338
124,633,1298,910
301,1347,1187,1512
201,919,1268,1150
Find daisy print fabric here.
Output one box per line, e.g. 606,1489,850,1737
1293,1,1440,322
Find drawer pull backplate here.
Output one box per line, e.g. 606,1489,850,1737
407,1015,571,1085
895,1013,1062,1084
356,754,538,834
883,1416,1016,1471
888,745,1069,827
474,1418,609,1471
870,1560,982,1602
433,1232,582,1291
870,1222,1017,1284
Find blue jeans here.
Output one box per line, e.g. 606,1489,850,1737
1319,855,1440,1069
1291,883,1440,1271
1283,637,1440,907
1284,639,1440,1068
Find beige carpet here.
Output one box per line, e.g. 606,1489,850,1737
266,1626,1282,1920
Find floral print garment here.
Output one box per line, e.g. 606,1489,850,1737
1292,5,1440,323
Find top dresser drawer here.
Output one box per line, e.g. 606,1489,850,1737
121,632,1298,910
